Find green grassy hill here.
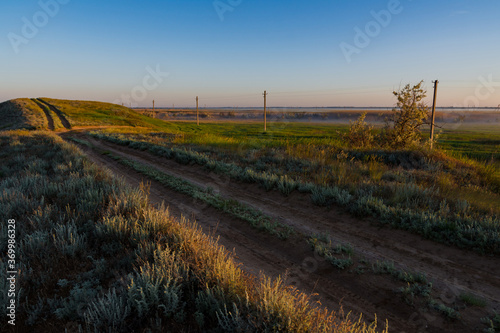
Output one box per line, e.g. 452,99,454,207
0,98,48,130
0,98,169,131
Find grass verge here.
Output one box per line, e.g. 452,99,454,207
106,152,295,240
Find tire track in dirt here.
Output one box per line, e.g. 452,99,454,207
62,132,413,332
32,99,54,130
63,131,500,332
82,133,500,298
37,99,71,129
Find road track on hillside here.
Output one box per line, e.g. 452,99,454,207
33,99,55,130
37,99,72,129
61,130,500,333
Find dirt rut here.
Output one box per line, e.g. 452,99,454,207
37,99,72,129
32,99,55,130
62,130,500,333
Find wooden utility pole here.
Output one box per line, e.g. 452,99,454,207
430,80,439,149
196,96,199,126
152,100,155,118
263,90,268,132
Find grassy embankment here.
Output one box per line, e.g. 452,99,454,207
0,99,48,131
0,131,382,332
0,98,177,131
39,98,175,129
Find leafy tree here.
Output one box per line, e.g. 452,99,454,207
383,81,429,148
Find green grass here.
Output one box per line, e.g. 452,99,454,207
41,98,183,130
96,120,500,163
39,98,175,129
0,99,48,130
308,234,354,270
436,125,500,163
1,98,181,132
459,293,487,308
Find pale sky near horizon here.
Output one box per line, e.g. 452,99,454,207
1,0,499,108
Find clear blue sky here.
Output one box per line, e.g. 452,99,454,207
1,0,499,107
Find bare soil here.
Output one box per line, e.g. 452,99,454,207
61,129,500,333
33,99,55,130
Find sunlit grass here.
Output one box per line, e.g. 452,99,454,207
0,130,382,332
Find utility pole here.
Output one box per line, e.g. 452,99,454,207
196,96,199,126
430,80,439,149
152,100,155,118
263,90,268,132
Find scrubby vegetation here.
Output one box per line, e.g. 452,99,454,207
89,130,500,254
308,235,354,270
105,151,295,240
343,112,375,148
482,312,500,332
0,131,383,332
382,81,430,149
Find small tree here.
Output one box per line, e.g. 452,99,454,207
344,112,374,148
383,81,429,148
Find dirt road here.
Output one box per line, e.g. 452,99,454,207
62,130,500,333
33,99,55,130
37,99,72,129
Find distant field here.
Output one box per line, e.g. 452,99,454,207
136,107,500,125
2,97,498,163
100,120,500,164
435,124,500,162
